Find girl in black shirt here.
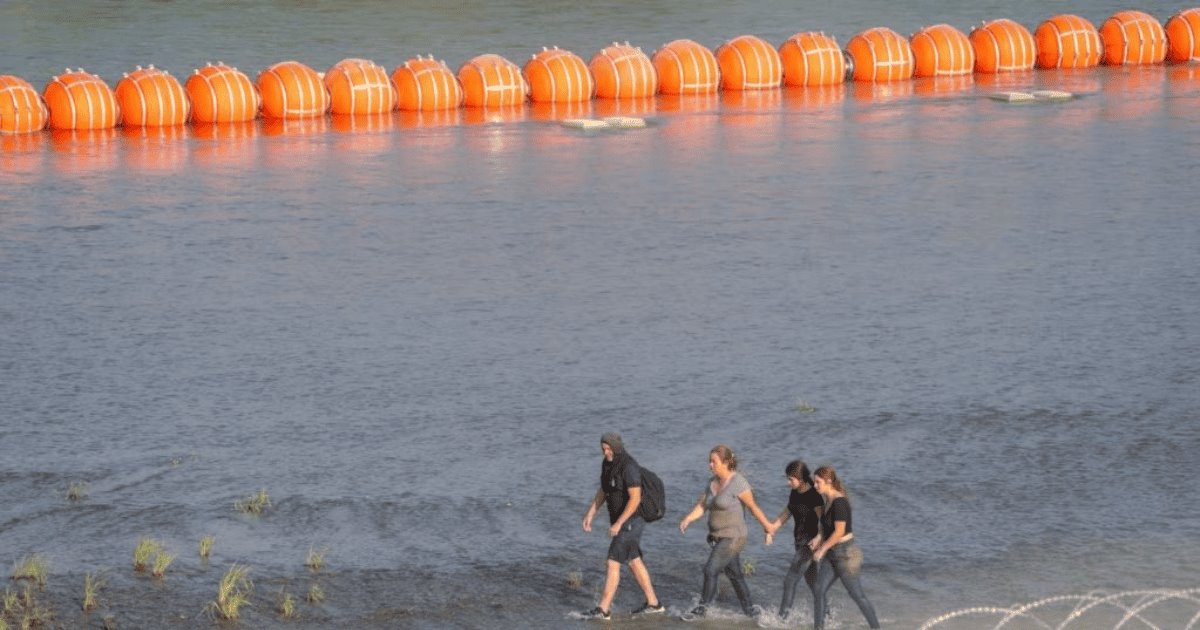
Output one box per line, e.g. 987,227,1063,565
810,465,879,630
766,459,824,620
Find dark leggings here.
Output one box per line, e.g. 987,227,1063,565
813,541,880,629
701,535,753,614
778,543,818,618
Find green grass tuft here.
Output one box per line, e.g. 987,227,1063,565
82,573,104,611
208,564,253,620
795,398,817,413
306,582,325,604
278,590,297,619
742,557,756,576
565,570,583,589
10,555,48,589
234,489,271,515
66,481,88,502
304,546,326,571
198,535,214,560
132,538,163,573
151,551,176,578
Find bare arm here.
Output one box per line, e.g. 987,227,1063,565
608,486,642,536
582,488,606,532
738,489,776,535
814,520,846,560
678,494,707,534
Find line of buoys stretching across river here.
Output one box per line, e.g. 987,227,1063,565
2,7,1199,135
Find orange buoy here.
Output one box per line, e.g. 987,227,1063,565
846,27,914,81
392,56,463,111
779,32,845,86
257,60,329,119
42,69,119,130
1034,14,1102,69
970,19,1036,73
1101,11,1168,65
716,34,782,90
1,75,49,134
186,63,259,123
590,42,657,99
324,58,396,115
910,24,974,77
458,54,527,107
524,47,593,103
652,39,720,94
1165,8,1200,63
114,65,189,126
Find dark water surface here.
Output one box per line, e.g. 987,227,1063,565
3,2,1200,628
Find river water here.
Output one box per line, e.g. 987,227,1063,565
3,1,1199,628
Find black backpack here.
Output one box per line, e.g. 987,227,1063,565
638,468,666,523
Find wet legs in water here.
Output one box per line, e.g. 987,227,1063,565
778,545,818,619
702,536,754,615
813,544,879,629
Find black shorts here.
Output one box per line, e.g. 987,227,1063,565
606,517,645,564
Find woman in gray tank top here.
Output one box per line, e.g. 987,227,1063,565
679,444,778,619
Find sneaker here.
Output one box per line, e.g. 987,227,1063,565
632,601,666,615
581,606,611,620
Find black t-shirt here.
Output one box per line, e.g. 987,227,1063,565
600,453,642,524
787,487,824,545
820,496,853,538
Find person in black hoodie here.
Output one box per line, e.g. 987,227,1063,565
580,433,664,620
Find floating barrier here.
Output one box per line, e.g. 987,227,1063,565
1035,15,1103,69
324,58,396,115
590,42,657,99
115,65,189,127
524,47,593,103
257,61,329,119
458,54,527,108
1165,8,1200,62
971,19,1037,73
1101,11,1167,65
186,63,259,123
716,35,783,90
779,32,845,86
847,27,914,82
652,39,720,95
5,6,1200,140
911,24,975,77
0,75,49,134
392,57,462,111
43,69,119,130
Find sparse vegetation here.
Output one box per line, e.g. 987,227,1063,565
306,583,324,604
3,588,17,615
304,546,326,571
82,573,104,611
133,538,163,572
742,557,756,576
208,564,253,620
66,481,88,502
3,584,52,629
152,551,176,578
235,489,271,515
278,590,297,619
10,555,48,589
795,398,817,413
565,570,583,589
199,535,214,559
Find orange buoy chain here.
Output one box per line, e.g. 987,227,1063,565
2,7,1199,136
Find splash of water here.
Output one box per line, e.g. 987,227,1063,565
920,588,1200,630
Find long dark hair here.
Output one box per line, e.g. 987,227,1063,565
784,459,812,485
